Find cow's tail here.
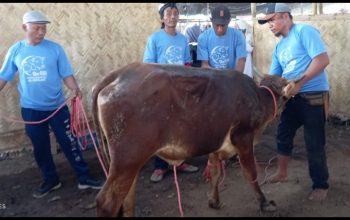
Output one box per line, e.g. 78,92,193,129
91,73,120,174
92,86,110,174
91,63,142,175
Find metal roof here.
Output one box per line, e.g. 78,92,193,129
176,3,328,16
177,3,268,16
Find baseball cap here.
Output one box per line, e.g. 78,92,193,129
258,3,291,25
158,3,178,19
210,5,231,25
23,10,50,24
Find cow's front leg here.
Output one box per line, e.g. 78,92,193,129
238,149,276,211
206,153,223,209
233,132,276,212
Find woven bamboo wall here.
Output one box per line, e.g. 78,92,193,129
0,3,160,152
1,5,349,152
254,14,350,118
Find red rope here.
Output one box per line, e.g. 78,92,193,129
71,97,88,150
202,160,226,186
0,95,109,178
172,165,184,217
0,97,73,124
70,96,109,178
259,85,277,119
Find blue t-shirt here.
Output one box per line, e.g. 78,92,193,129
0,39,73,110
269,24,329,92
143,29,191,65
197,27,247,70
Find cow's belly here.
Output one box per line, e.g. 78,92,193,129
214,133,237,160
155,132,237,166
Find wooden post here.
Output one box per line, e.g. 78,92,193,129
318,3,323,15
313,3,318,15
300,3,303,15
251,3,256,18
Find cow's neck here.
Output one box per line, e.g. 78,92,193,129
258,86,278,121
260,86,277,119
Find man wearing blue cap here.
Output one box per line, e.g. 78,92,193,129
258,3,330,201
197,5,247,71
143,3,199,183
0,10,104,198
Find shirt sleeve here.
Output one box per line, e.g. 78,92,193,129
0,45,19,81
299,25,327,59
143,35,157,63
196,32,209,61
235,31,247,59
184,38,192,63
57,44,73,78
269,47,283,76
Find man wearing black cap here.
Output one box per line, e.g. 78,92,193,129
197,5,246,71
0,10,104,199
258,3,330,201
143,3,199,183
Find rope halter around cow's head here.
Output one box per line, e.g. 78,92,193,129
259,74,301,118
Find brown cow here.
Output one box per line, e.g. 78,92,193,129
91,62,293,217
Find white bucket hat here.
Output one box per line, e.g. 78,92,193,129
23,10,50,24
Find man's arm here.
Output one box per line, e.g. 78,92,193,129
201,60,211,68
289,52,330,96
235,57,246,73
63,75,82,98
0,79,7,92
143,36,157,63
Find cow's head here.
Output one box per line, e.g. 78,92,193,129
259,74,305,116
260,74,288,97
260,74,305,98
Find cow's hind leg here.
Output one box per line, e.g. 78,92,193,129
207,153,223,209
122,174,139,216
96,173,121,217
95,162,142,217
96,170,140,216
232,131,276,212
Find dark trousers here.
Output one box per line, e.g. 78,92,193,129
154,156,169,170
21,106,90,183
276,94,329,189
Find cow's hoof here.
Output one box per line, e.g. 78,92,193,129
208,199,222,209
261,200,277,212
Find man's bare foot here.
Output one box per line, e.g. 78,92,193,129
266,173,288,183
308,188,328,201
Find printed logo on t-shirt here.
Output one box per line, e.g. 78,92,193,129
279,46,296,74
164,45,184,64
210,46,229,69
21,56,47,82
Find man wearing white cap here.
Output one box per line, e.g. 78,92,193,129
258,3,330,201
0,10,104,198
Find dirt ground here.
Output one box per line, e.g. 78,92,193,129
0,119,349,217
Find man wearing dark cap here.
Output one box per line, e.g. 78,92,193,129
143,3,199,183
258,3,330,201
197,5,246,71
0,10,104,199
